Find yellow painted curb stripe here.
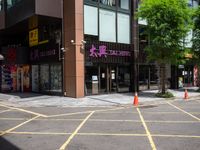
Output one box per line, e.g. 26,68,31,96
3,131,200,139
0,115,40,136
0,109,12,114
47,111,93,118
137,108,157,150
0,103,47,117
167,102,200,121
59,111,95,150
152,134,200,138
9,131,72,135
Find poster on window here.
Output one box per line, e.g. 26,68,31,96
1,65,12,92
32,65,39,92
23,65,30,92
10,66,17,91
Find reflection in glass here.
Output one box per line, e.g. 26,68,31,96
40,64,49,92
50,64,62,92
100,0,116,7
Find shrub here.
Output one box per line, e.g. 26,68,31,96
155,92,174,98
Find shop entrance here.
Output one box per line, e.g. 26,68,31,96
99,65,117,93
85,64,130,95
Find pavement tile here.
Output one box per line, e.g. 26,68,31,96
1,134,68,150
68,135,151,150
79,121,145,134
147,122,200,136
154,137,200,150
14,120,82,133
0,120,26,131
142,113,198,121
0,110,34,119
90,112,140,120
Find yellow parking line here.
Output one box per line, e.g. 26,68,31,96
9,131,72,135
167,102,200,121
0,115,40,136
3,131,200,139
0,118,26,120
59,111,95,150
78,133,147,136
47,106,130,118
0,103,47,117
152,134,200,138
0,109,12,114
47,111,93,118
137,108,157,150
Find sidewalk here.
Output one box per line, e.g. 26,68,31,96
0,87,200,107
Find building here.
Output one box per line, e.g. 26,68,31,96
0,0,139,98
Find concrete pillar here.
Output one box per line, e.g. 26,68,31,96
63,0,84,98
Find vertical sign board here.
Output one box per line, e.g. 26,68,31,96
29,28,38,47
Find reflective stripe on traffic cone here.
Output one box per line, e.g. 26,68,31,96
133,92,139,106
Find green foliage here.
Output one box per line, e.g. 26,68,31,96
137,0,193,65
155,91,174,98
192,6,200,65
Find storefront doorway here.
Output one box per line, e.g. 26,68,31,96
85,64,130,95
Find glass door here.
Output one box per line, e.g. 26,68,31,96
109,66,117,92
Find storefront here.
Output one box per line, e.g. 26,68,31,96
0,46,30,92
30,42,62,94
85,41,132,95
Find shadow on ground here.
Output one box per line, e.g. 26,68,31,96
0,137,21,150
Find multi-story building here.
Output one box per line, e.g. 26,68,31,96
0,0,139,98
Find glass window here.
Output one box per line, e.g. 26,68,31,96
50,64,62,92
117,13,130,44
119,0,129,10
85,66,99,95
100,0,116,7
118,66,130,92
32,65,39,92
99,9,116,42
0,0,3,10
84,5,98,36
7,0,22,9
40,64,49,92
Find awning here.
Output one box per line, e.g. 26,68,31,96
0,54,4,60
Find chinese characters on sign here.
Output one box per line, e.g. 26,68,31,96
29,29,38,47
30,49,56,61
89,45,131,58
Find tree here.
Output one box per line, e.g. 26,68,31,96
138,0,192,94
192,6,200,88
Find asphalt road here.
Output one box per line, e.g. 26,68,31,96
0,99,199,150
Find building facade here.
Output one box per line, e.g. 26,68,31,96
2,0,196,98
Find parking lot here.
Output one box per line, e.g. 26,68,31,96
0,99,199,150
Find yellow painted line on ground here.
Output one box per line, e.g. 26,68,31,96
0,115,40,136
89,119,141,122
0,117,26,121
152,134,200,138
78,133,147,137
0,109,12,114
137,108,157,150
2,131,200,139
59,111,95,150
167,102,200,121
0,103,47,117
9,131,72,135
47,111,93,118
48,106,130,118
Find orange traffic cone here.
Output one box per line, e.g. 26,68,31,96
184,89,189,100
133,92,139,106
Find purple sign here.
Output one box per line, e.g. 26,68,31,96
30,49,56,61
89,45,131,58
